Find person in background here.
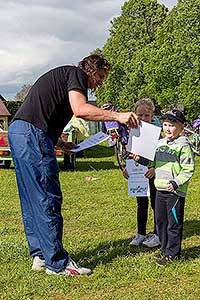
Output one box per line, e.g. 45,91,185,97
124,98,160,247
153,110,195,266
8,54,139,276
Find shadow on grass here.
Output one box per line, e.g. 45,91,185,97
73,238,156,268
59,159,119,172
73,233,200,267
182,246,200,260
83,145,114,158
183,219,200,239
0,165,15,170
75,160,119,171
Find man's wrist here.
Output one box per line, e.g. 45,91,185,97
57,139,65,148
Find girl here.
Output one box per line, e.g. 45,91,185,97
124,98,160,247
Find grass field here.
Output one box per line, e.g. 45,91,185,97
0,144,199,300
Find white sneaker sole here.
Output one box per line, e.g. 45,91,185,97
46,268,92,276
32,265,46,271
32,257,46,271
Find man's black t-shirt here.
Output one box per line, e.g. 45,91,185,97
14,66,88,145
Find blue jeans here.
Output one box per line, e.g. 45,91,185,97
8,120,68,271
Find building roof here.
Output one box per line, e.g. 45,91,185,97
0,98,10,116
0,94,7,101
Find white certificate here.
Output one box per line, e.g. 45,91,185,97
127,121,161,161
70,131,110,153
126,159,150,197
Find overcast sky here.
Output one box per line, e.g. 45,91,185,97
0,0,177,99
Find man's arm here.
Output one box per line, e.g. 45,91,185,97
69,90,139,128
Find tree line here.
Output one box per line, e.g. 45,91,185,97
95,0,200,121
4,0,200,122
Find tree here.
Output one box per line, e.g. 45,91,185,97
2,100,23,122
14,84,32,101
95,0,168,111
144,0,200,120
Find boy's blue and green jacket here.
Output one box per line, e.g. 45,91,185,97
151,136,195,197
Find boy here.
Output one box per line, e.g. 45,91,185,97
154,109,195,266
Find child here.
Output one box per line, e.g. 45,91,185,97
124,98,160,247
153,109,195,266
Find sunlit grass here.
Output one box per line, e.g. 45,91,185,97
0,145,199,300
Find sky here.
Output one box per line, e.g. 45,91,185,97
0,0,177,100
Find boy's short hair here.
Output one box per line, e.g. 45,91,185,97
162,109,186,124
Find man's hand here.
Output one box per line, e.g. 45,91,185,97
61,142,78,154
118,112,139,128
56,138,78,154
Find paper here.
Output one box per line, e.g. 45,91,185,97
127,121,161,161
70,131,110,153
126,159,150,197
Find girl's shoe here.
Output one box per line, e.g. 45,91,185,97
129,234,146,246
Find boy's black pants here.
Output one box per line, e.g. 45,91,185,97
155,191,185,258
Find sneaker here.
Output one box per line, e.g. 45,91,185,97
32,256,46,271
46,257,92,276
142,234,160,248
129,234,146,246
156,255,174,267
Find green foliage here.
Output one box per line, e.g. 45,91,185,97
144,0,200,121
0,145,199,300
95,0,200,120
96,0,168,111
3,100,22,122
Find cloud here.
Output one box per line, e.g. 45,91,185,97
159,0,177,10
0,1,126,98
0,0,177,99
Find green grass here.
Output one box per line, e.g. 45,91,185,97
0,144,199,300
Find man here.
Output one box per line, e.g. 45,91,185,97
8,54,139,276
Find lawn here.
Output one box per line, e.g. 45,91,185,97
0,144,199,300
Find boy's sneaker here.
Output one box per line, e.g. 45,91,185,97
156,255,174,267
32,256,46,271
46,257,92,276
142,234,160,248
129,234,146,246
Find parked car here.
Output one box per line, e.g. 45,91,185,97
0,119,87,170
0,130,66,169
0,131,12,168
